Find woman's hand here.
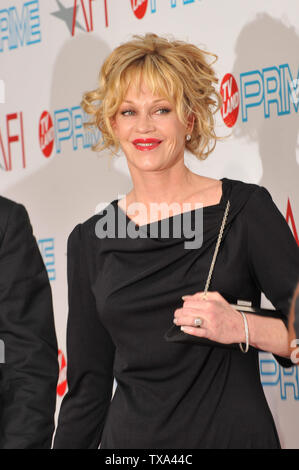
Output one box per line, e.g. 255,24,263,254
173,291,245,345
288,282,299,361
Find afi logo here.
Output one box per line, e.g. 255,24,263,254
72,0,109,34
0,112,26,171
131,0,148,19
286,198,299,246
57,349,67,397
51,0,109,36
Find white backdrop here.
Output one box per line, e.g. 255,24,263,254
0,0,298,449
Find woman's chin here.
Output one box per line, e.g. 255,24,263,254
129,155,167,171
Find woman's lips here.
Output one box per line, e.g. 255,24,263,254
132,139,162,151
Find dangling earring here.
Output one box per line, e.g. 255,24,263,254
186,134,191,142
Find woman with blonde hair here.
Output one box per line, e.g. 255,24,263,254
53,33,299,449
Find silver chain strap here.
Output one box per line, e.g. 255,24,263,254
200,200,250,354
202,200,230,298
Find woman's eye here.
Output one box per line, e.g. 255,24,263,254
120,108,171,116
121,110,135,116
156,108,171,114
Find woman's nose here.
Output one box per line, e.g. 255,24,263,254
135,113,155,133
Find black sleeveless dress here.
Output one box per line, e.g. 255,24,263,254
53,177,299,449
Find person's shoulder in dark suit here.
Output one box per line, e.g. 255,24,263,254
0,195,59,449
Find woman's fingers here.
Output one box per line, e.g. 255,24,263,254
174,307,207,325
174,291,238,342
180,325,208,337
175,292,244,344
174,315,206,328
173,307,209,337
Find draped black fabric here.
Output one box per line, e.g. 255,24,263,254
0,196,58,449
53,177,299,449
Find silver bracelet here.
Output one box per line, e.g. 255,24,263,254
239,311,249,353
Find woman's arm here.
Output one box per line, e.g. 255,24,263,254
53,223,115,449
175,185,299,366
244,186,299,365
245,314,289,358
175,291,290,357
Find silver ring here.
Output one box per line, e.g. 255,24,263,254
194,317,203,328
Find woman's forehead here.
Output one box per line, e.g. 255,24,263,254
123,82,169,101
121,81,176,107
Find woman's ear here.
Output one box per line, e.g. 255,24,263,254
187,113,195,135
110,116,116,132
110,116,119,140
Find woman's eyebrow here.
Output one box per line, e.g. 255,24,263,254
122,99,169,104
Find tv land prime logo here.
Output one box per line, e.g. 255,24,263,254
220,73,239,128
221,64,299,128
0,0,41,53
39,111,54,158
131,0,148,19
130,0,203,18
260,353,299,401
38,238,56,281
0,106,99,171
37,106,100,158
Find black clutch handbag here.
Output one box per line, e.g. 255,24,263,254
164,300,286,350
164,199,287,353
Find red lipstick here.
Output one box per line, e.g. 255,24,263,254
132,138,162,151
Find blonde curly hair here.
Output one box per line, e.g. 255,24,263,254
81,33,224,160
